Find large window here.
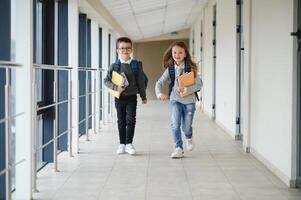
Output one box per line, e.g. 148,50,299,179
78,14,92,136
33,0,69,168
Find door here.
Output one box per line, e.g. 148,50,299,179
212,4,217,120
236,0,244,140
292,0,301,188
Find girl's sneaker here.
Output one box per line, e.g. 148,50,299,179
171,147,184,159
186,138,194,151
116,144,125,154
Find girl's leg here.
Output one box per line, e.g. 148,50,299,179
169,100,183,149
181,103,196,139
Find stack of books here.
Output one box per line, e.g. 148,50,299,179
177,71,195,97
108,71,129,98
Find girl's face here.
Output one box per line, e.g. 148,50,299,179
172,45,186,65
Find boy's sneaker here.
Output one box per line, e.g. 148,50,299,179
116,144,125,154
171,147,184,159
125,144,136,155
186,138,194,151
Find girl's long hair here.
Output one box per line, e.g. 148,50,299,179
162,41,197,77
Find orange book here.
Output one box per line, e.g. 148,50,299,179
177,71,195,97
177,71,195,87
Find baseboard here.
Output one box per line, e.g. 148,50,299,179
291,178,301,188
203,109,212,118
215,120,236,140
250,147,291,187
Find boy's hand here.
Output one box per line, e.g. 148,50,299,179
159,94,169,101
142,99,147,104
117,85,125,93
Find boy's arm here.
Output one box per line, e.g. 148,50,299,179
104,64,117,90
137,61,147,101
155,68,170,99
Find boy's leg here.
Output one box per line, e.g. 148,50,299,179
182,103,196,139
125,95,137,144
115,99,127,144
169,101,183,149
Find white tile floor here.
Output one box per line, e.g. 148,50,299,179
32,101,301,200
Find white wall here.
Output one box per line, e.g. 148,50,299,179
191,0,296,186
215,0,237,137
202,1,214,117
91,20,100,133
250,0,295,185
69,0,79,154
15,0,33,198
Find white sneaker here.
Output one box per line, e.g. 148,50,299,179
116,144,125,154
186,138,194,151
171,147,184,159
125,144,136,155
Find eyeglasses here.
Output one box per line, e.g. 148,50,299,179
118,47,132,51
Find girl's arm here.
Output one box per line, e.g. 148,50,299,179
155,68,170,99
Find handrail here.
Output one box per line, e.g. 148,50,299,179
0,159,26,177
33,63,101,71
0,61,22,68
29,63,102,193
33,63,72,70
0,112,25,124
78,67,98,71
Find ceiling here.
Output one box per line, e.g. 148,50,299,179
100,0,205,41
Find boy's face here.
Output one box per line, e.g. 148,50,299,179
117,42,132,61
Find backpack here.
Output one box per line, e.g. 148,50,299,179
168,65,200,101
113,59,148,89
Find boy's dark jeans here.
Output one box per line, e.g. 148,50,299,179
115,95,137,144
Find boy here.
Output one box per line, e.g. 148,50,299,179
104,37,147,155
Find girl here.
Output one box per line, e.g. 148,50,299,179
155,41,202,158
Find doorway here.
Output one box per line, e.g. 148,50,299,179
212,4,217,120
236,0,244,140
293,0,301,188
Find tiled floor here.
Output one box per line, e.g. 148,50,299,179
33,101,301,200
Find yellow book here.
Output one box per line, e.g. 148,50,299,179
107,71,124,99
112,71,124,86
107,88,120,99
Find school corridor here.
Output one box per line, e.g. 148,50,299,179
31,101,301,200
1,0,301,199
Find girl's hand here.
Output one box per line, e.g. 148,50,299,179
159,94,169,101
177,86,184,93
117,85,125,93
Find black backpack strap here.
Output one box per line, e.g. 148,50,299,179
184,65,191,73
168,66,175,96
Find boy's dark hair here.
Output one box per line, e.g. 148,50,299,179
116,37,132,48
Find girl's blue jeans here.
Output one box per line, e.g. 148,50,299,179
169,100,196,149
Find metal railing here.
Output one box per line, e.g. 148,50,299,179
0,61,25,200
31,64,101,192
0,60,105,199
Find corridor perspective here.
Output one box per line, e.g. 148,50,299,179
1,0,301,199
33,102,301,200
